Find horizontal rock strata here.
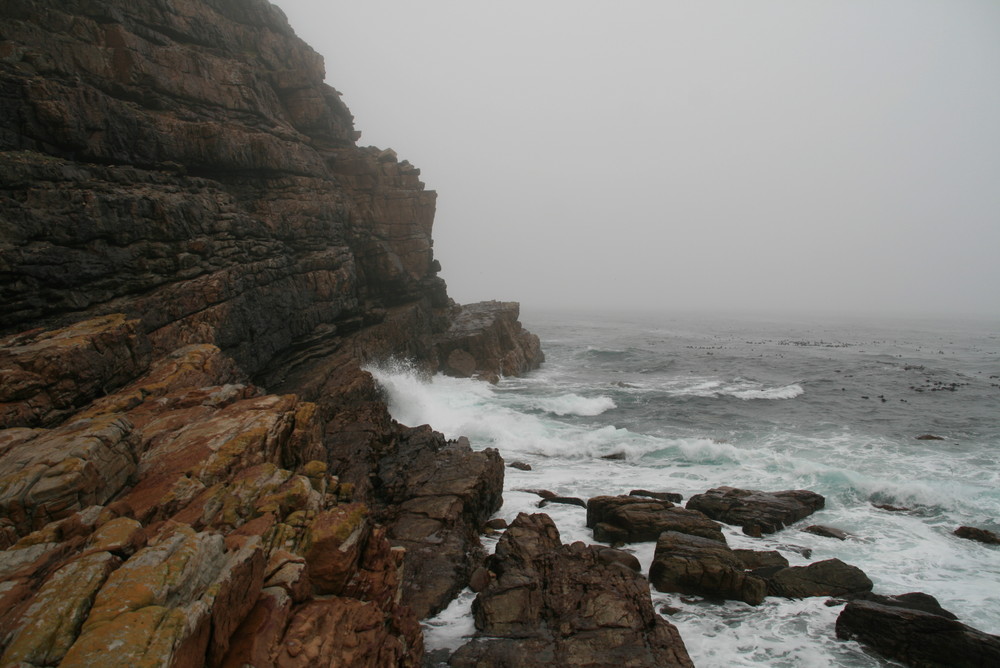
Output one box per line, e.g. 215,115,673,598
0,0,542,665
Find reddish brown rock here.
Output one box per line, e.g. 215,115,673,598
0,315,152,429
274,597,422,668
686,486,825,536
302,503,371,596
220,587,293,668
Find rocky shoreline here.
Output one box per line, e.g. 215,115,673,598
0,1,542,664
1,1,998,667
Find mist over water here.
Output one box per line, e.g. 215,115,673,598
278,0,1000,320
368,309,1000,666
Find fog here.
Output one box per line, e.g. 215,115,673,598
276,0,1000,319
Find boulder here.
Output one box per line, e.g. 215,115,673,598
588,495,725,544
767,558,872,598
630,489,684,503
803,525,849,540
954,525,1000,545
649,531,767,605
836,600,1000,667
732,548,789,577
451,513,694,667
686,486,825,536
831,591,958,620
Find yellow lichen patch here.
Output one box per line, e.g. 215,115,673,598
80,523,219,633
61,605,172,667
197,424,272,484
86,516,143,555
0,551,120,666
254,475,316,518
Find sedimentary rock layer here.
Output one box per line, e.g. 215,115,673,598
0,0,542,664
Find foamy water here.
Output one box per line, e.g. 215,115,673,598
366,310,1000,666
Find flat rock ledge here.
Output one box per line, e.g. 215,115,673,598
448,513,694,667
686,486,825,536
588,495,726,544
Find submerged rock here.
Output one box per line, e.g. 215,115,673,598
954,525,1000,545
803,525,849,541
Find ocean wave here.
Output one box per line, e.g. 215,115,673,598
532,393,617,416
662,378,804,401
729,384,805,400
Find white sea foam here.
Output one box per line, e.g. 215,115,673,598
729,383,805,400
368,311,1000,665
531,393,617,416
659,377,805,400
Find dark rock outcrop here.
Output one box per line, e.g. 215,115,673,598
630,489,684,503
733,548,790,578
434,301,544,382
767,558,873,599
831,591,958,620
588,495,725,544
649,531,767,605
954,525,1000,545
836,600,1000,667
450,513,694,667
686,486,825,536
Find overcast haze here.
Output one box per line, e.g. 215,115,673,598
277,1,1000,318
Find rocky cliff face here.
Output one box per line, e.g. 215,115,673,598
0,1,542,665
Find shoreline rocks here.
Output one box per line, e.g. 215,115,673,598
449,513,694,667
837,599,1000,667
686,486,825,536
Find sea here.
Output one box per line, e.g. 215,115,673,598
366,308,1000,667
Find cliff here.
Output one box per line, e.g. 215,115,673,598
0,1,542,665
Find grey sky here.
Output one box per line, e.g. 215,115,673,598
276,1,1000,318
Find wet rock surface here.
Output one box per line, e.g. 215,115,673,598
686,486,825,536
587,495,725,544
954,525,1000,545
649,531,767,605
767,558,873,598
837,599,1000,667
450,513,694,667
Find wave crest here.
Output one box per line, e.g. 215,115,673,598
533,393,617,416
